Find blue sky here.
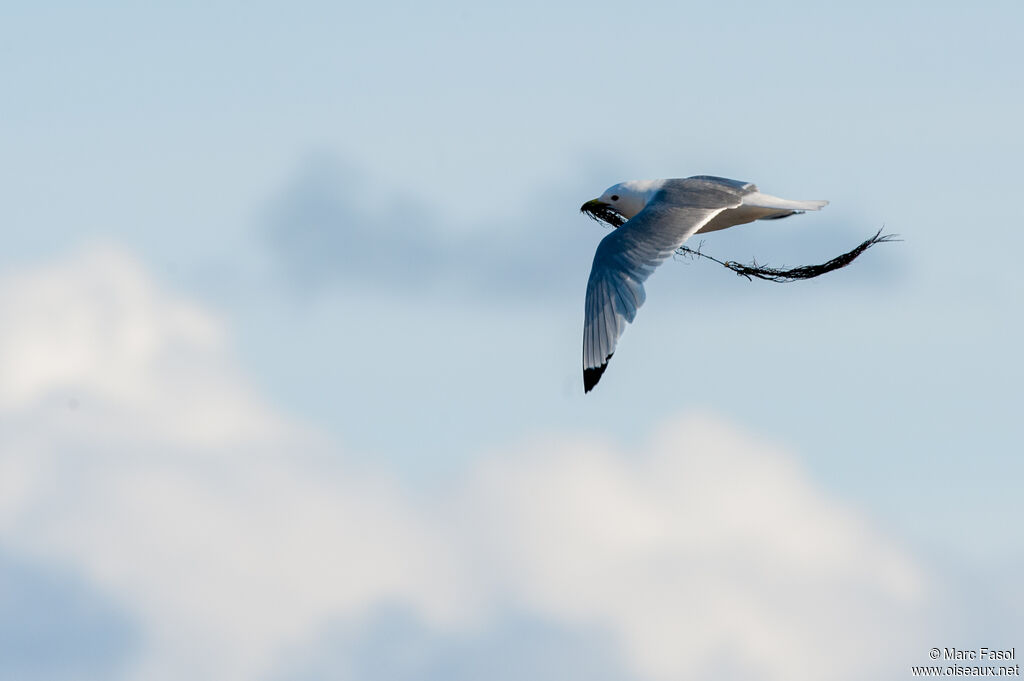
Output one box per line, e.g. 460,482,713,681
1,2,1022,679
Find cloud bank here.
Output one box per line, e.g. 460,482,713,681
260,157,597,301
0,247,931,681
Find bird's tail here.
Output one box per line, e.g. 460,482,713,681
742,192,829,212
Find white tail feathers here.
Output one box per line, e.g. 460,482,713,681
742,192,829,212
695,191,829,234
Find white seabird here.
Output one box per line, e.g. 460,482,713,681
580,175,828,393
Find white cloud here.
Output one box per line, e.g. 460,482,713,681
0,247,933,681
0,247,291,448
453,421,928,680
0,248,453,681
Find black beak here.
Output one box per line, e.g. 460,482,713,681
580,199,627,228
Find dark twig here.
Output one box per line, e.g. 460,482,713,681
580,203,628,228
683,229,899,282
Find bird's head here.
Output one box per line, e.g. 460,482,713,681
580,179,665,226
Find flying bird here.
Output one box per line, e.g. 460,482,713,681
580,175,828,393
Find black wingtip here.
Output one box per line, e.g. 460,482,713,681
583,353,613,393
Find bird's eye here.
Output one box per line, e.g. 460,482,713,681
610,195,619,201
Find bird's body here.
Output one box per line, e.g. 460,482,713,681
580,176,828,392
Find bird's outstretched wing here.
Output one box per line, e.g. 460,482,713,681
583,177,748,392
